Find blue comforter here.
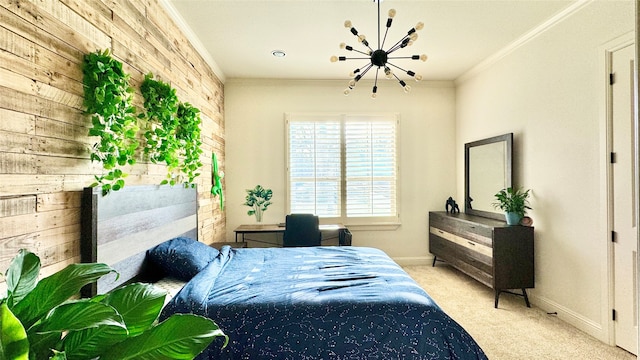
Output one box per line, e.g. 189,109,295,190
160,246,487,360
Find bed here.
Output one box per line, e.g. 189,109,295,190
81,185,487,359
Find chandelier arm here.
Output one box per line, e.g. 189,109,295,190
374,67,380,87
341,57,374,61
357,40,374,53
381,26,391,50
387,56,421,60
386,62,409,73
377,0,381,49
350,48,371,56
390,71,401,82
386,35,410,54
390,72,409,90
359,63,374,78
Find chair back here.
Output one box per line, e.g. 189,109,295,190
283,214,321,247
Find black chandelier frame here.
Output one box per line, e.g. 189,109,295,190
331,0,427,97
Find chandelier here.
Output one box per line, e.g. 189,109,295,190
330,0,428,98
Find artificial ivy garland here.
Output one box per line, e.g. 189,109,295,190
174,102,203,187
83,51,205,193
140,73,179,165
82,49,139,195
140,74,203,187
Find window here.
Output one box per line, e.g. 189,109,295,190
286,113,399,226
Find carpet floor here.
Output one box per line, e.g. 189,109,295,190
403,264,636,360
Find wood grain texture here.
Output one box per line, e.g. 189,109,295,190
429,211,535,307
0,0,225,288
81,185,198,295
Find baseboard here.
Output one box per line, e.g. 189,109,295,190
392,256,433,266
531,293,608,343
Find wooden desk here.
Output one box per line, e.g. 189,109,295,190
234,223,350,246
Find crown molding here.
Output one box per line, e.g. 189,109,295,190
455,0,593,85
158,0,227,83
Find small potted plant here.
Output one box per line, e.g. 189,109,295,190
243,185,272,222
492,187,532,225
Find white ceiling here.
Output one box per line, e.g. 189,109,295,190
167,0,574,82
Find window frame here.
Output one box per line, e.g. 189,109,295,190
285,112,401,229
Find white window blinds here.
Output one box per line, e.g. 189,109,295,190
288,119,341,216
287,114,398,223
345,119,397,217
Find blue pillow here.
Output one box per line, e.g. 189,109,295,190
147,237,219,281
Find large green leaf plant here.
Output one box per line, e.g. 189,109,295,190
0,250,227,360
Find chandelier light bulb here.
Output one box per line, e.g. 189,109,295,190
403,85,411,93
344,20,352,28
371,92,377,99
358,34,366,43
340,43,346,49
344,88,351,96
385,68,393,79
420,54,428,62
415,22,424,31
330,55,339,63
348,79,357,87
349,71,356,77
410,33,418,41
388,9,396,18
414,74,423,81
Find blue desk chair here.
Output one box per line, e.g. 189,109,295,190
283,214,321,247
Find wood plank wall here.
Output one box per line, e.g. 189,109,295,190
0,0,225,282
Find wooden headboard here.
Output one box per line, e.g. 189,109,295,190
81,185,198,296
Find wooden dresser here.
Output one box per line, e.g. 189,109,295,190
428,211,534,308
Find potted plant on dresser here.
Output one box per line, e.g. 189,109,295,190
492,187,532,225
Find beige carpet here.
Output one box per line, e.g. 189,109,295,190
403,264,636,360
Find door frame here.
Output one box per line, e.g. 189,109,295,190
602,31,636,348
635,1,640,352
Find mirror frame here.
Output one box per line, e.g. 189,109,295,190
464,133,513,220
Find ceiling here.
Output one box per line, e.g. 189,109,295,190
167,0,574,82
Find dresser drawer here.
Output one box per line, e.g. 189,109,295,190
430,214,493,247
429,235,493,286
429,226,492,258
430,230,492,272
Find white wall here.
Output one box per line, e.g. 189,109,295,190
225,80,456,263
455,0,634,343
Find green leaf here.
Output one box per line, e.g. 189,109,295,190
12,263,116,330
0,301,29,360
31,301,125,335
100,283,165,337
59,302,129,359
99,314,226,360
5,250,40,308
28,332,60,360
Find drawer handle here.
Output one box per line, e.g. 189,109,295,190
467,241,476,246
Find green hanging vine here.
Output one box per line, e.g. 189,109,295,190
83,52,204,193
174,102,203,187
82,49,139,195
140,73,203,187
140,73,180,166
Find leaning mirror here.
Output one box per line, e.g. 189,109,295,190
464,133,513,220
